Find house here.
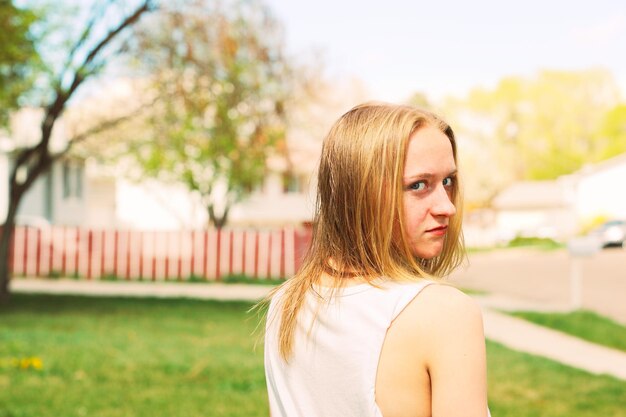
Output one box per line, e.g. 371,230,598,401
3,75,372,230
67,76,367,230
84,163,315,230
491,179,577,241
491,152,626,241
0,106,314,230
0,108,88,226
1,112,315,230
573,153,626,221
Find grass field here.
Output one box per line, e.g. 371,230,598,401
1,294,625,417
509,309,626,352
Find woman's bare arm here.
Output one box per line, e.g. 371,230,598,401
417,285,489,417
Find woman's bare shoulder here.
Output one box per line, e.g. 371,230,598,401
395,283,484,338
419,283,481,314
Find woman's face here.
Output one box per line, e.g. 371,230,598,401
401,125,457,259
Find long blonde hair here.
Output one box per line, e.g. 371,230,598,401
268,102,465,360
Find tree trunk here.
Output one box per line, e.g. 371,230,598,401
208,205,230,229
0,0,155,305
0,193,21,305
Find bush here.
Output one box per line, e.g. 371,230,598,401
506,236,564,249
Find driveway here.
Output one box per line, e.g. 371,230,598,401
450,247,626,324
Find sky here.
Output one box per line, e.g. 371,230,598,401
264,0,626,102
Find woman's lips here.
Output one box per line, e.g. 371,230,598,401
425,225,448,236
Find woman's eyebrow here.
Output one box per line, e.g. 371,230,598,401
403,169,457,182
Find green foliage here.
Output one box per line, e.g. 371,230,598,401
46,270,62,279
506,236,564,250
593,104,626,160
499,70,619,179
467,237,564,253
42,273,283,284
117,0,292,227
99,273,121,282
221,274,284,285
1,294,625,417
578,214,611,235
509,310,626,352
0,1,41,126
447,69,625,206
407,91,432,109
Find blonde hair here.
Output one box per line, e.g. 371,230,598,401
268,102,465,360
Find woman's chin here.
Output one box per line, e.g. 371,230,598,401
412,244,444,259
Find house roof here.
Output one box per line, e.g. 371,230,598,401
492,152,626,211
574,152,626,177
492,180,569,210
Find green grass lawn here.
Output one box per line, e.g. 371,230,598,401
0,294,268,417
487,340,626,416
1,294,625,417
509,310,626,352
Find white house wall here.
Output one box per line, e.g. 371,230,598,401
10,108,68,152
495,208,576,241
115,179,208,230
15,162,84,226
17,171,49,220
0,153,55,223
1,108,86,225
85,177,118,228
575,163,626,221
51,163,86,226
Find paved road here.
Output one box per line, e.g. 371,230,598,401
450,247,626,324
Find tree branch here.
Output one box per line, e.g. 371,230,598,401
41,0,156,151
58,1,103,88
51,96,159,162
68,0,156,97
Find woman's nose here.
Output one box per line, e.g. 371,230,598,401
431,186,456,217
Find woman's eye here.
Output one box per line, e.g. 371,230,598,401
443,177,454,187
409,181,427,191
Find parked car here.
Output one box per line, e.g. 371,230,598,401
588,220,626,248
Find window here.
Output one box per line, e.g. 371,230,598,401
62,161,84,199
63,162,71,198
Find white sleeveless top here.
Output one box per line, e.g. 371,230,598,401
264,279,433,417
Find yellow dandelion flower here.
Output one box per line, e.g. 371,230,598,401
31,357,43,370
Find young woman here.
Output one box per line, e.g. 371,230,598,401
264,102,490,417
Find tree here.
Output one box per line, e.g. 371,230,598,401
592,104,626,160
107,0,291,227
406,91,432,110
470,70,619,179
0,1,41,126
444,69,623,207
0,0,156,304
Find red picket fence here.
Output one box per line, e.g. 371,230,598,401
3,225,312,281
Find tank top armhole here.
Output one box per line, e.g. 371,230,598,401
265,286,288,331
389,281,435,323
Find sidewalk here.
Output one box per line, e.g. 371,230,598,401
481,309,626,380
10,278,273,301
10,278,626,381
